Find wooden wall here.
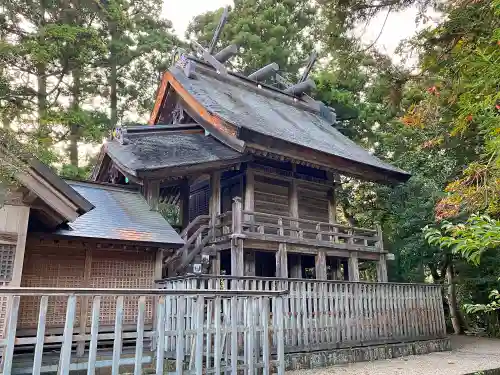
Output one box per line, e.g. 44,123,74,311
254,175,289,217
19,239,156,330
297,183,329,222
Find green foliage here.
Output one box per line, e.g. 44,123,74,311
465,289,500,314
0,0,179,173
424,215,500,266
158,199,180,226
186,0,316,75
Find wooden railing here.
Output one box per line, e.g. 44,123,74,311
241,210,381,250
0,287,286,375
207,199,382,252
158,276,447,351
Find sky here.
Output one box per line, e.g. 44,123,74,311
162,0,437,60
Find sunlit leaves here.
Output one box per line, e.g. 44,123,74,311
424,215,500,266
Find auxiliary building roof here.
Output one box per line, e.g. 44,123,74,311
105,132,242,176
54,181,184,247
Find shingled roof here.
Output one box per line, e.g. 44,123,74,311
55,181,184,247
169,64,409,182
105,131,241,177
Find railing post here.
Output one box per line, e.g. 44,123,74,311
376,224,388,282
276,218,288,278
232,197,242,235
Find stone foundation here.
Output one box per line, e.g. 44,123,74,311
285,338,452,370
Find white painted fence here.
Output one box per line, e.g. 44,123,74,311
0,287,286,375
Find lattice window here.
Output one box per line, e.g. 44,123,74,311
189,186,210,220
0,244,15,282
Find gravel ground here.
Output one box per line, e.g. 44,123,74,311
286,336,500,375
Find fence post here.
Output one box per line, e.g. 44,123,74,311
276,296,285,375
2,295,20,375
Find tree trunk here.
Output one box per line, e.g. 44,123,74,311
109,21,118,128
446,261,463,334
69,68,81,167
36,1,48,140
36,64,47,127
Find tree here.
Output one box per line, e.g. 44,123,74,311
186,0,316,76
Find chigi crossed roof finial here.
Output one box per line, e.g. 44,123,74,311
172,7,336,123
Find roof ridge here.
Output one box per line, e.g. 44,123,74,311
66,180,140,194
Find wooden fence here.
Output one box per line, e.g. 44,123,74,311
0,287,286,375
159,276,447,351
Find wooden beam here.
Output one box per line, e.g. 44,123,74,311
144,180,160,211
244,134,408,184
16,171,79,222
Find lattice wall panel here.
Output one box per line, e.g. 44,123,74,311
0,281,8,339
89,249,155,326
19,246,85,328
0,244,15,281
19,243,156,330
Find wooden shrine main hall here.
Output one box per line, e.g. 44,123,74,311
93,49,410,282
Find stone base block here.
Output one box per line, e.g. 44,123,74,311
285,338,452,371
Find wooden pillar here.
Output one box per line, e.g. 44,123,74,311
377,254,388,282
348,252,360,281
341,259,349,280
289,254,302,278
212,252,221,275
144,180,160,211
244,250,256,276
180,179,190,229
327,186,336,224
244,169,255,213
275,244,288,278
210,171,221,230
0,204,29,343
315,251,327,280
289,179,299,236
231,197,244,276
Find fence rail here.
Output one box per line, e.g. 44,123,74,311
159,276,447,351
0,287,286,375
